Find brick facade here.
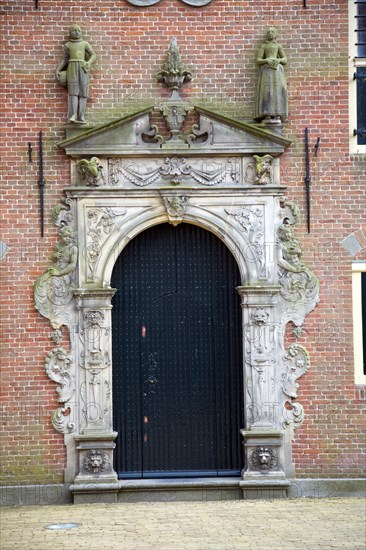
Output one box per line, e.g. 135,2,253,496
1,0,365,488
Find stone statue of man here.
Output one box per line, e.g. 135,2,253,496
56,24,96,123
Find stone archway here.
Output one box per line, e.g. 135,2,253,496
35,106,319,502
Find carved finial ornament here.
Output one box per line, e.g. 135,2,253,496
157,38,192,100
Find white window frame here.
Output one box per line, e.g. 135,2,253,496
352,261,366,385
349,1,366,154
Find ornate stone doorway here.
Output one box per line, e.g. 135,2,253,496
34,105,319,501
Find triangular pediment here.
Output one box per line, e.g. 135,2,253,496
58,105,291,157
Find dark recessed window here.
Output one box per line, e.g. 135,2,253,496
355,1,366,57
355,2,366,145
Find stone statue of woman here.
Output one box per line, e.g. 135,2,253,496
254,27,288,122
56,24,96,123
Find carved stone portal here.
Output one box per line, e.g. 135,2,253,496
35,105,319,501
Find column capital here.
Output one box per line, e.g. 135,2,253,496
236,285,281,307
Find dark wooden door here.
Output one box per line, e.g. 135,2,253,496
112,223,243,478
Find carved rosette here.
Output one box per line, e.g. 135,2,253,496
44,348,75,434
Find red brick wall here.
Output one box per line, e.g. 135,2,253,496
1,0,365,485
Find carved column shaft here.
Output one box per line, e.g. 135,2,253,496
73,289,118,488
74,289,116,435
237,285,282,430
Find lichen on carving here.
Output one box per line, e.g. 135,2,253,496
34,225,78,332
277,222,319,308
253,154,273,185
77,157,106,186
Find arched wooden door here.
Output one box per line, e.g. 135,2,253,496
111,223,243,478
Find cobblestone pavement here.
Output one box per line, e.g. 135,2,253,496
1,498,365,550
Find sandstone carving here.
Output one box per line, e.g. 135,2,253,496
45,347,75,433
255,27,288,122
253,154,273,185
34,226,78,333
84,449,110,474
77,157,105,186
251,446,278,471
56,24,96,123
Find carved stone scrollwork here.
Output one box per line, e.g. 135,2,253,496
277,223,319,304
85,207,127,282
51,197,73,228
108,157,240,188
244,306,276,428
281,343,309,430
140,125,164,145
279,198,300,225
250,446,278,471
80,309,112,433
45,348,75,434
187,119,213,145
34,224,77,334
226,205,266,279
84,449,110,474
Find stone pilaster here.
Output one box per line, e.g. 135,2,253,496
72,289,118,493
237,285,289,497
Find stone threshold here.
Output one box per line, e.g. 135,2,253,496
1,478,365,505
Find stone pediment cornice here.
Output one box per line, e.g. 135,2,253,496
58,104,291,157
